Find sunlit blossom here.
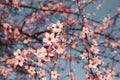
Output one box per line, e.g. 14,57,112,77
51,71,60,79
52,21,63,33
37,69,46,79
43,33,57,45
14,58,24,66
14,49,23,58
53,43,64,54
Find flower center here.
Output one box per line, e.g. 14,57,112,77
56,25,59,29
48,37,51,41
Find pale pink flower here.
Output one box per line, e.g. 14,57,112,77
110,42,118,48
1,70,10,78
47,50,54,56
103,17,109,29
6,59,14,65
88,56,102,68
117,8,120,16
21,1,26,5
43,33,56,45
79,32,85,40
52,21,63,33
23,38,31,44
12,0,19,5
0,4,3,10
80,52,89,59
0,66,12,78
96,3,103,11
42,77,47,80
39,47,54,57
14,49,23,58
35,47,47,58
92,39,98,46
51,71,60,79
37,69,46,78
67,72,73,77
90,45,99,54
43,55,50,62
35,59,44,66
88,59,98,68
95,69,103,79
103,17,109,23
83,27,89,34
14,58,24,66
3,23,11,29
28,66,35,75
53,43,64,54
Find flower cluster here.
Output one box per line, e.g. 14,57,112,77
3,21,65,79
2,23,21,43
0,66,12,78
43,21,65,55
85,66,116,80
88,56,103,68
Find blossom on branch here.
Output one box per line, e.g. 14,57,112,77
51,21,63,33
43,33,57,45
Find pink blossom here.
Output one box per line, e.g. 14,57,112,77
88,56,102,68
83,27,89,34
117,8,120,16
0,66,12,78
51,71,60,79
92,39,98,46
14,49,23,58
43,33,57,45
51,21,63,33
80,52,89,59
79,32,85,40
37,69,46,79
28,66,35,75
53,43,64,54
90,45,99,54
14,58,24,66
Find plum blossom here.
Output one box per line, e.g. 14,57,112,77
35,47,47,58
53,43,64,55
14,49,22,58
117,8,120,16
92,39,98,46
28,66,35,75
90,45,99,54
51,21,63,33
37,69,46,79
13,49,25,66
95,69,103,79
51,71,60,79
103,17,110,29
14,58,24,66
6,0,20,9
0,66,12,78
88,56,102,68
23,38,31,44
43,33,57,45
79,32,85,40
80,52,90,59
83,27,89,34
